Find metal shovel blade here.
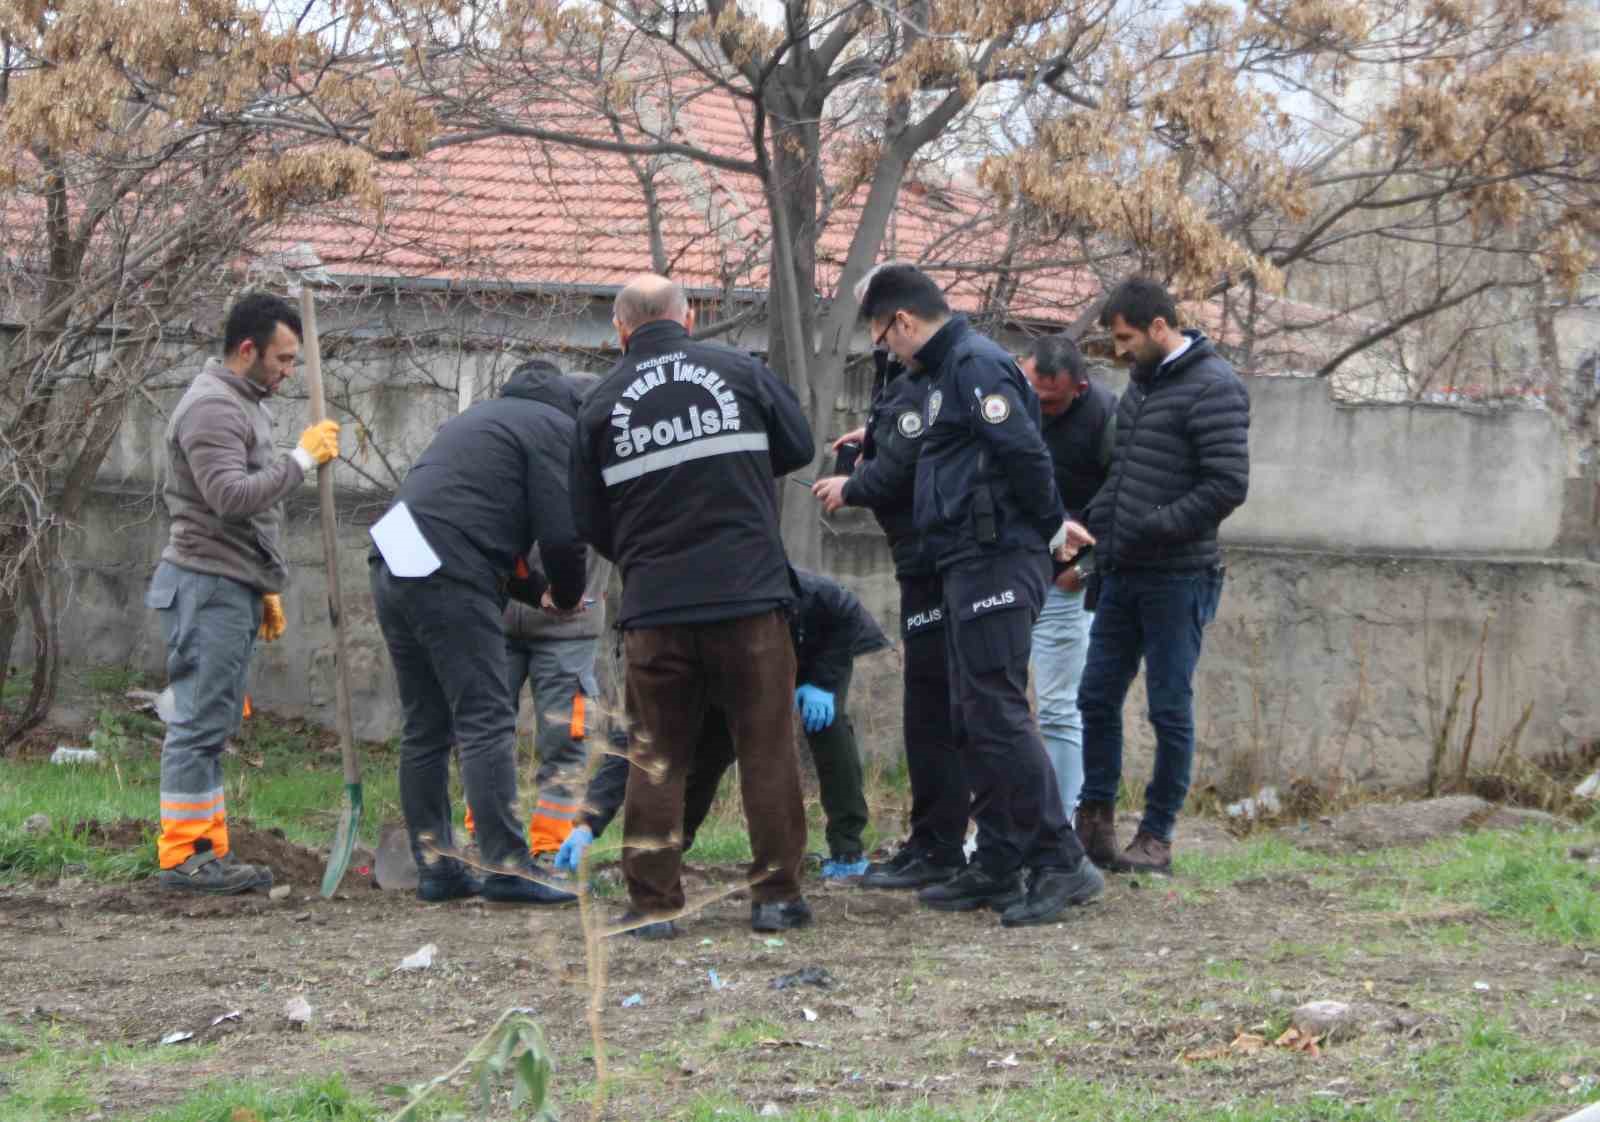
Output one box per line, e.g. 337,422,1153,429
320,781,363,897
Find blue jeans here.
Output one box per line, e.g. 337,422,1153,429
1078,567,1224,842
1031,583,1092,819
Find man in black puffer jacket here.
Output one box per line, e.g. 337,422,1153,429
1070,277,1250,876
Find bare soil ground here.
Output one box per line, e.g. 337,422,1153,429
4,814,1597,1120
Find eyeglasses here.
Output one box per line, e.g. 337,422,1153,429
873,314,898,351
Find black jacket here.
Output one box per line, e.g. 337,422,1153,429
382,367,586,605
791,568,890,691
1085,332,1250,572
843,355,934,578
570,319,814,626
581,568,888,835
912,316,1064,568
1041,379,1116,522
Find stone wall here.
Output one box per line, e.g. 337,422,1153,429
35,353,1600,790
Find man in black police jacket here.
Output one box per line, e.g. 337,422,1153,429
857,263,1105,927
369,362,588,906
1070,278,1250,876
812,341,970,889
571,274,816,939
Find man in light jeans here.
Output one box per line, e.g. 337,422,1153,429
1021,335,1116,821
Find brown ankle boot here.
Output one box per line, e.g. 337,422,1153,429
1116,831,1172,875
1074,801,1119,869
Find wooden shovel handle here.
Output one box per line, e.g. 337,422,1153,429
297,287,360,787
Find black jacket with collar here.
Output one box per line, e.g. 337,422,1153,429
790,567,890,691
381,364,587,606
1041,378,1117,523
1084,332,1250,572
842,354,935,579
912,315,1064,569
570,319,814,626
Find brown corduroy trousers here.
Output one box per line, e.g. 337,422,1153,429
621,610,806,914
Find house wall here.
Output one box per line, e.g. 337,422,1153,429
25,333,1600,793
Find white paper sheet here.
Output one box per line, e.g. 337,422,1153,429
370,501,442,578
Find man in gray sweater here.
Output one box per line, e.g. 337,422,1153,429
148,292,340,894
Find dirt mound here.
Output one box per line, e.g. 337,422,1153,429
229,826,329,885
68,818,329,885
1292,795,1567,855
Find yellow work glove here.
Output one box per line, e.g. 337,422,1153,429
259,593,286,642
296,419,341,466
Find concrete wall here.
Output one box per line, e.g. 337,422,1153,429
35,353,1600,791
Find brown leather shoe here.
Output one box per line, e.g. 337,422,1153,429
1115,831,1172,875
1074,801,1120,869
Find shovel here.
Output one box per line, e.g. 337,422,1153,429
297,286,362,897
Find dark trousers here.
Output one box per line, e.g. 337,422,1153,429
622,610,806,913
1078,567,1224,841
899,572,968,867
942,552,1085,876
655,670,868,859
371,561,528,872
801,668,869,858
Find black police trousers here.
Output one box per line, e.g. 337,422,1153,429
899,572,969,867
941,550,1086,876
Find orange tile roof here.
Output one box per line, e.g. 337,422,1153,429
268,82,1097,326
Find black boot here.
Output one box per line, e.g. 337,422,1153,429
417,865,483,902
917,865,1022,912
751,897,814,932
863,846,920,878
482,861,577,905
861,855,963,890
1000,858,1105,927
615,910,680,940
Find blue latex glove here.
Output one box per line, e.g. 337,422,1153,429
554,825,593,872
794,684,836,734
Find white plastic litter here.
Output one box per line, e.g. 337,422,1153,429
398,943,437,971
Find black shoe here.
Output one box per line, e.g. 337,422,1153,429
986,872,1028,913
1000,858,1105,927
218,851,274,891
751,897,814,932
615,910,680,940
158,846,261,896
861,856,963,890
918,865,1023,912
863,846,920,878
417,869,483,902
482,862,577,905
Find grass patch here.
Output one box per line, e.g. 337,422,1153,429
1172,835,1338,888
0,1023,218,1122
144,1075,391,1122
0,704,406,884
683,1015,1586,1121
1409,828,1600,945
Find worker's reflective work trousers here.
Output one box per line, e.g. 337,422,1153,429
147,561,261,869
